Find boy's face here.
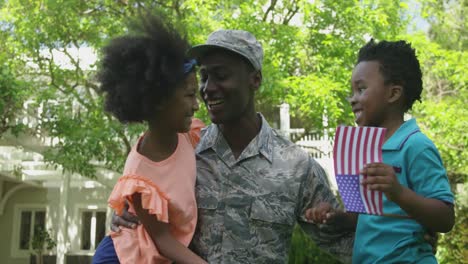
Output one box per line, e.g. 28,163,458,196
349,60,392,127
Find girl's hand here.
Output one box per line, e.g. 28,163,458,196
305,202,337,224
132,193,208,264
360,162,403,202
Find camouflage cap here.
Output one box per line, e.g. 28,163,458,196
188,29,263,70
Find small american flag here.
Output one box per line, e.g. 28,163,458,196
333,126,386,215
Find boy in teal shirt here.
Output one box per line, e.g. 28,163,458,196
307,40,454,263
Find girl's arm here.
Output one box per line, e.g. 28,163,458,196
361,163,455,233
131,193,207,264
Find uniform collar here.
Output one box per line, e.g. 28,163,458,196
382,118,420,150
196,113,274,166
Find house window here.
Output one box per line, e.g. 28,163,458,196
81,210,106,250
18,209,46,250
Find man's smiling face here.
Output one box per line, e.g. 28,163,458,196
198,50,256,124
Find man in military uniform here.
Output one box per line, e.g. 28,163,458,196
112,29,354,263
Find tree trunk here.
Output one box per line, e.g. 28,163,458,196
35,251,43,264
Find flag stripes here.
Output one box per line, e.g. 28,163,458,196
334,126,386,215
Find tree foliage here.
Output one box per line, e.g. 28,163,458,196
31,227,57,264
412,0,468,183
437,184,468,263
408,34,467,263
0,23,29,136
0,59,28,136
421,0,468,51
415,1,468,263
405,33,468,184
1,0,466,262
1,0,143,177
0,0,406,178
289,225,341,264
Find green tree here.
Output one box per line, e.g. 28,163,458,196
0,59,28,136
0,0,406,177
405,33,468,184
31,227,56,264
408,36,468,264
436,184,468,263
421,0,467,51
412,1,468,263
1,0,143,177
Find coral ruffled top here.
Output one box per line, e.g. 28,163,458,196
108,119,204,264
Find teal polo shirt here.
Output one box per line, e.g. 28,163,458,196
352,119,454,264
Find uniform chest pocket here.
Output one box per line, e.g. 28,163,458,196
249,196,296,226
196,196,218,210
195,164,220,211
195,184,219,211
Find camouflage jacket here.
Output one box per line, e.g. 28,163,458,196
190,114,354,263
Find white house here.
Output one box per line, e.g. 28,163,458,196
0,101,119,264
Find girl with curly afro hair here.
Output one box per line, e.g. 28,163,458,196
93,14,206,264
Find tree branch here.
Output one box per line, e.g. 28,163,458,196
104,113,132,154
283,0,300,25
445,143,464,152
172,0,182,18
61,45,97,108
438,90,459,97
45,49,92,109
263,0,278,22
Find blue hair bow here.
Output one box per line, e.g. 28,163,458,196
184,59,197,75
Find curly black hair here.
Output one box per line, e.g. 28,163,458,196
357,39,423,112
98,14,191,123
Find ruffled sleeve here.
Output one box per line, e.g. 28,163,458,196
186,118,205,148
108,175,170,223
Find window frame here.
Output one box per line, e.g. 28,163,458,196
11,204,49,258
73,204,108,254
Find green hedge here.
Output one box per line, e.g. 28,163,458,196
437,185,468,264
288,225,342,264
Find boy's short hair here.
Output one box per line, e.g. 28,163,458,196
357,39,423,112
98,14,191,123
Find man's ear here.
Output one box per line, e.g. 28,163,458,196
388,84,403,103
250,70,262,91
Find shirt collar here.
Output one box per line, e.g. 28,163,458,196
196,113,274,165
382,118,420,150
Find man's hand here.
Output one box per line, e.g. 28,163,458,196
110,202,140,232
306,202,358,231
424,230,439,254
305,202,337,224
360,162,403,202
